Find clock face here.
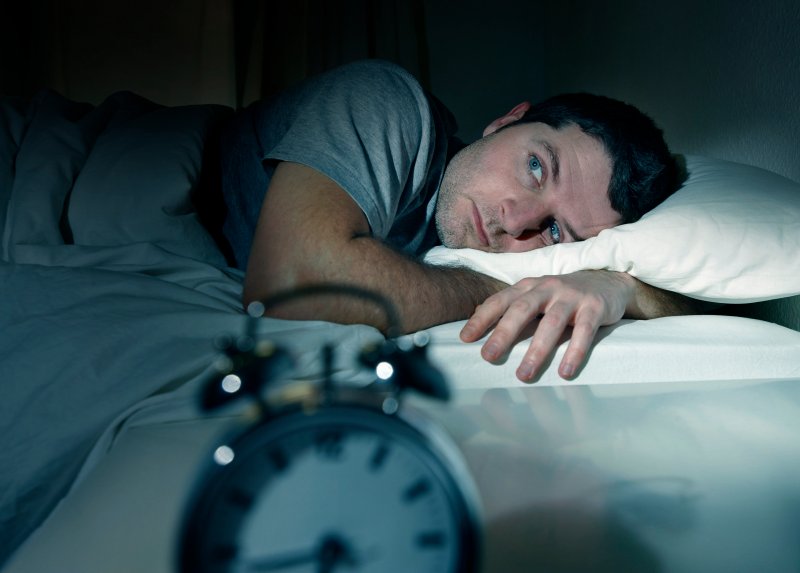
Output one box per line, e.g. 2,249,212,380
180,406,480,573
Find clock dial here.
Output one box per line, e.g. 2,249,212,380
181,407,479,573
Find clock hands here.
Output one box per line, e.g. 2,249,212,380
245,534,359,572
317,536,356,573
244,547,316,571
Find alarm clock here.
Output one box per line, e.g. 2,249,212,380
178,287,483,573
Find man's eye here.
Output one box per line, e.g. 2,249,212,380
528,155,543,184
549,220,562,244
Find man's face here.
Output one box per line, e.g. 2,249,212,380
435,121,619,252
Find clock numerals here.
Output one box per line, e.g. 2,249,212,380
415,531,447,549
369,442,391,472
181,408,480,573
226,487,254,510
402,477,432,503
266,446,290,473
315,430,345,461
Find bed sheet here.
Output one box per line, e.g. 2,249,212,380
4,243,800,567
0,243,394,564
426,315,800,389
0,247,241,563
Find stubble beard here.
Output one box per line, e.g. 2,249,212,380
434,175,461,247
435,140,484,248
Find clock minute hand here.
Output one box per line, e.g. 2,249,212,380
247,535,357,573
245,546,318,572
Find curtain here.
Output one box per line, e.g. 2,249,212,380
2,0,237,107
234,0,429,108
1,0,429,110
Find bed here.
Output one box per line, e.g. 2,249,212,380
2,92,800,572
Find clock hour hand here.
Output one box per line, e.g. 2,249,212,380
246,535,357,572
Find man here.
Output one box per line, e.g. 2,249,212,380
221,59,697,382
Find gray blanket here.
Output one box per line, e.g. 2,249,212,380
0,91,242,563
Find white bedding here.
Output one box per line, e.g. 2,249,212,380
426,315,800,388
4,248,800,567
3,91,800,569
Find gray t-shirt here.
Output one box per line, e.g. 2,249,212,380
220,60,455,270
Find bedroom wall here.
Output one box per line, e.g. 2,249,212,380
541,0,800,183
423,0,548,142
533,0,800,330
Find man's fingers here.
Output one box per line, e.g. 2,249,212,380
461,272,633,383
558,310,602,379
460,283,533,342
480,293,549,363
460,294,505,342
515,303,572,382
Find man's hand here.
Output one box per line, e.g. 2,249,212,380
460,270,702,382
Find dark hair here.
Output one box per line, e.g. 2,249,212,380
513,93,678,224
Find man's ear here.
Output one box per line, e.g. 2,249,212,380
482,101,532,137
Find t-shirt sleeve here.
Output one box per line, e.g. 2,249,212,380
261,60,436,239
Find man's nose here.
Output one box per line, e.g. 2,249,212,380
499,197,547,238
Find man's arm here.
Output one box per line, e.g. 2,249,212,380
247,162,709,381
243,161,506,333
460,270,713,382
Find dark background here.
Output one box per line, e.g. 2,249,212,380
2,0,798,326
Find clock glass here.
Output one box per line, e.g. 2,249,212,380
180,406,479,573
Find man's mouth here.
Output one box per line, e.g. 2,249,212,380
472,203,490,248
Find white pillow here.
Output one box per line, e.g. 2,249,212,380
424,155,800,303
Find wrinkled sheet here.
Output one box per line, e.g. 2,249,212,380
0,247,242,562
0,245,390,564
5,243,800,566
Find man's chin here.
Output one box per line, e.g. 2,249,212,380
446,241,492,253
434,228,462,250
470,244,494,253
435,225,489,252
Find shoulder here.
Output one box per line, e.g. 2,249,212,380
317,60,429,113
325,59,423,89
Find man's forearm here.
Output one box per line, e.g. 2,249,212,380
254,235,507,334
243,161,507,333
623,273,718,319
